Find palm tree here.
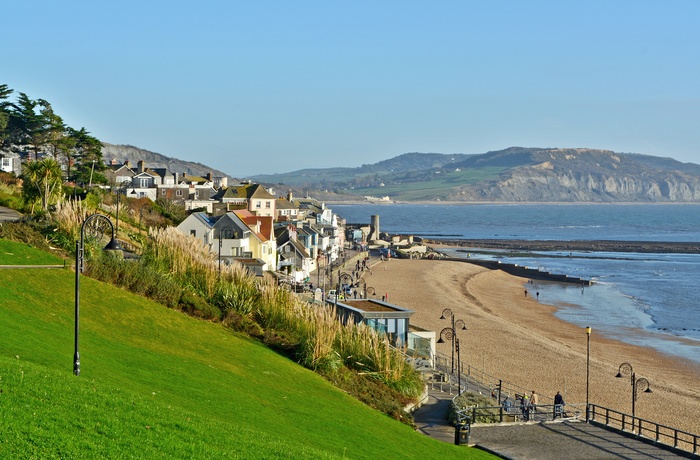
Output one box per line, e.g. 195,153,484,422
22,158,64,213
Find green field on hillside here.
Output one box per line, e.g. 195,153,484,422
350,167,505,201
0,263,492,459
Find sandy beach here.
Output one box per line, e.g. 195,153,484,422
361,256,700,434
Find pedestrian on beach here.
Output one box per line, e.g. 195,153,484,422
524,289,528,297
536,291,540,300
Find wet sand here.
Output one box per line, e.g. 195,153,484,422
363,257,700,434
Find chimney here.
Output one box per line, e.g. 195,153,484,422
207,172,212,181
287,189,293,202
174,172,179,183
288,223,297,241
137,160,145,174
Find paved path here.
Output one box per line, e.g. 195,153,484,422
412,385,691,459
0,206,21,223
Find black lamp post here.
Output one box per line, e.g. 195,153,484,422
218,226,234,275
438,308,467,374
74,214,122,376
336,272,353,307
586,326,591,421
455,338,462,393
616,362,652,417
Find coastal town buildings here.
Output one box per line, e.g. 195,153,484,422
103,158,347,281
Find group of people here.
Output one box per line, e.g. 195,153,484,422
501,390,565,421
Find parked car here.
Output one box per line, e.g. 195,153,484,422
379,248,398,258
326,289,345,302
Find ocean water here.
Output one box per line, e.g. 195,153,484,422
334,203,700,364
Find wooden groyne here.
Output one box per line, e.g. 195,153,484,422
444,257,592,286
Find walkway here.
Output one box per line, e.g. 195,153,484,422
412,384,692,459
0,206,21,223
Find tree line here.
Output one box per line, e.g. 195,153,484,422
1,83,109,212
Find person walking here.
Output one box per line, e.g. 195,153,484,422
530,390,539,413
521,394,531,421
554,391,565,418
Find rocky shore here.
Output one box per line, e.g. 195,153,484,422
424,238,700,254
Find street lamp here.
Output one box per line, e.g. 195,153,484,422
586,326,591,421
616,362,652,417
455,338,462,393
218,226,234,275
438,308,467,374
74,214,122,376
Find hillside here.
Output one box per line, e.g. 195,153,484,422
101,143,236,181
101,142,700,202
0,259,486,458
251,147,700,202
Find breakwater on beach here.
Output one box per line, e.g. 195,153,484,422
444,257,592,285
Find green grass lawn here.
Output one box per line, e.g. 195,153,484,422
0,239,65,265
0,266,494,459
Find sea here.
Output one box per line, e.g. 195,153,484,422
333,203,700,366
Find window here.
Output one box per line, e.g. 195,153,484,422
265,201,271,208
161,189,166,195
195,191,199,199
140,178,149,188
176,190,183,197
190,230,196,237
255,201,261,209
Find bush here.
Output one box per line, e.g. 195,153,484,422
222,309,264,337
449,392,501,425
178,290,221,320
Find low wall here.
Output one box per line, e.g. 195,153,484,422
445,257,592,286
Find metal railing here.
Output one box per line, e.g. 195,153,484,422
589,404,699,456
433,350,557,406
455,403,584,425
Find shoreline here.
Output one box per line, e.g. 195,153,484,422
362,257,700,435
329,200,700,206
425,239,700,254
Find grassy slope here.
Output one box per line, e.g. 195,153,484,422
0,264,492,459
0,239,65,265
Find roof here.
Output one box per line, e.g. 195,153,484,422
233,209,273,242
275,197,298,210
341,300,414,314
215,183,275,201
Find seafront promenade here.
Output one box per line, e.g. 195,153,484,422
328,248,698,456
413,383,693,459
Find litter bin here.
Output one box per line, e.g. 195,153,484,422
454,419,471,446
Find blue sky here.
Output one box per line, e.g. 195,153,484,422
5,1,699,176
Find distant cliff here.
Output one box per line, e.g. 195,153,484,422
446,148,700,202
251,147,700,203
